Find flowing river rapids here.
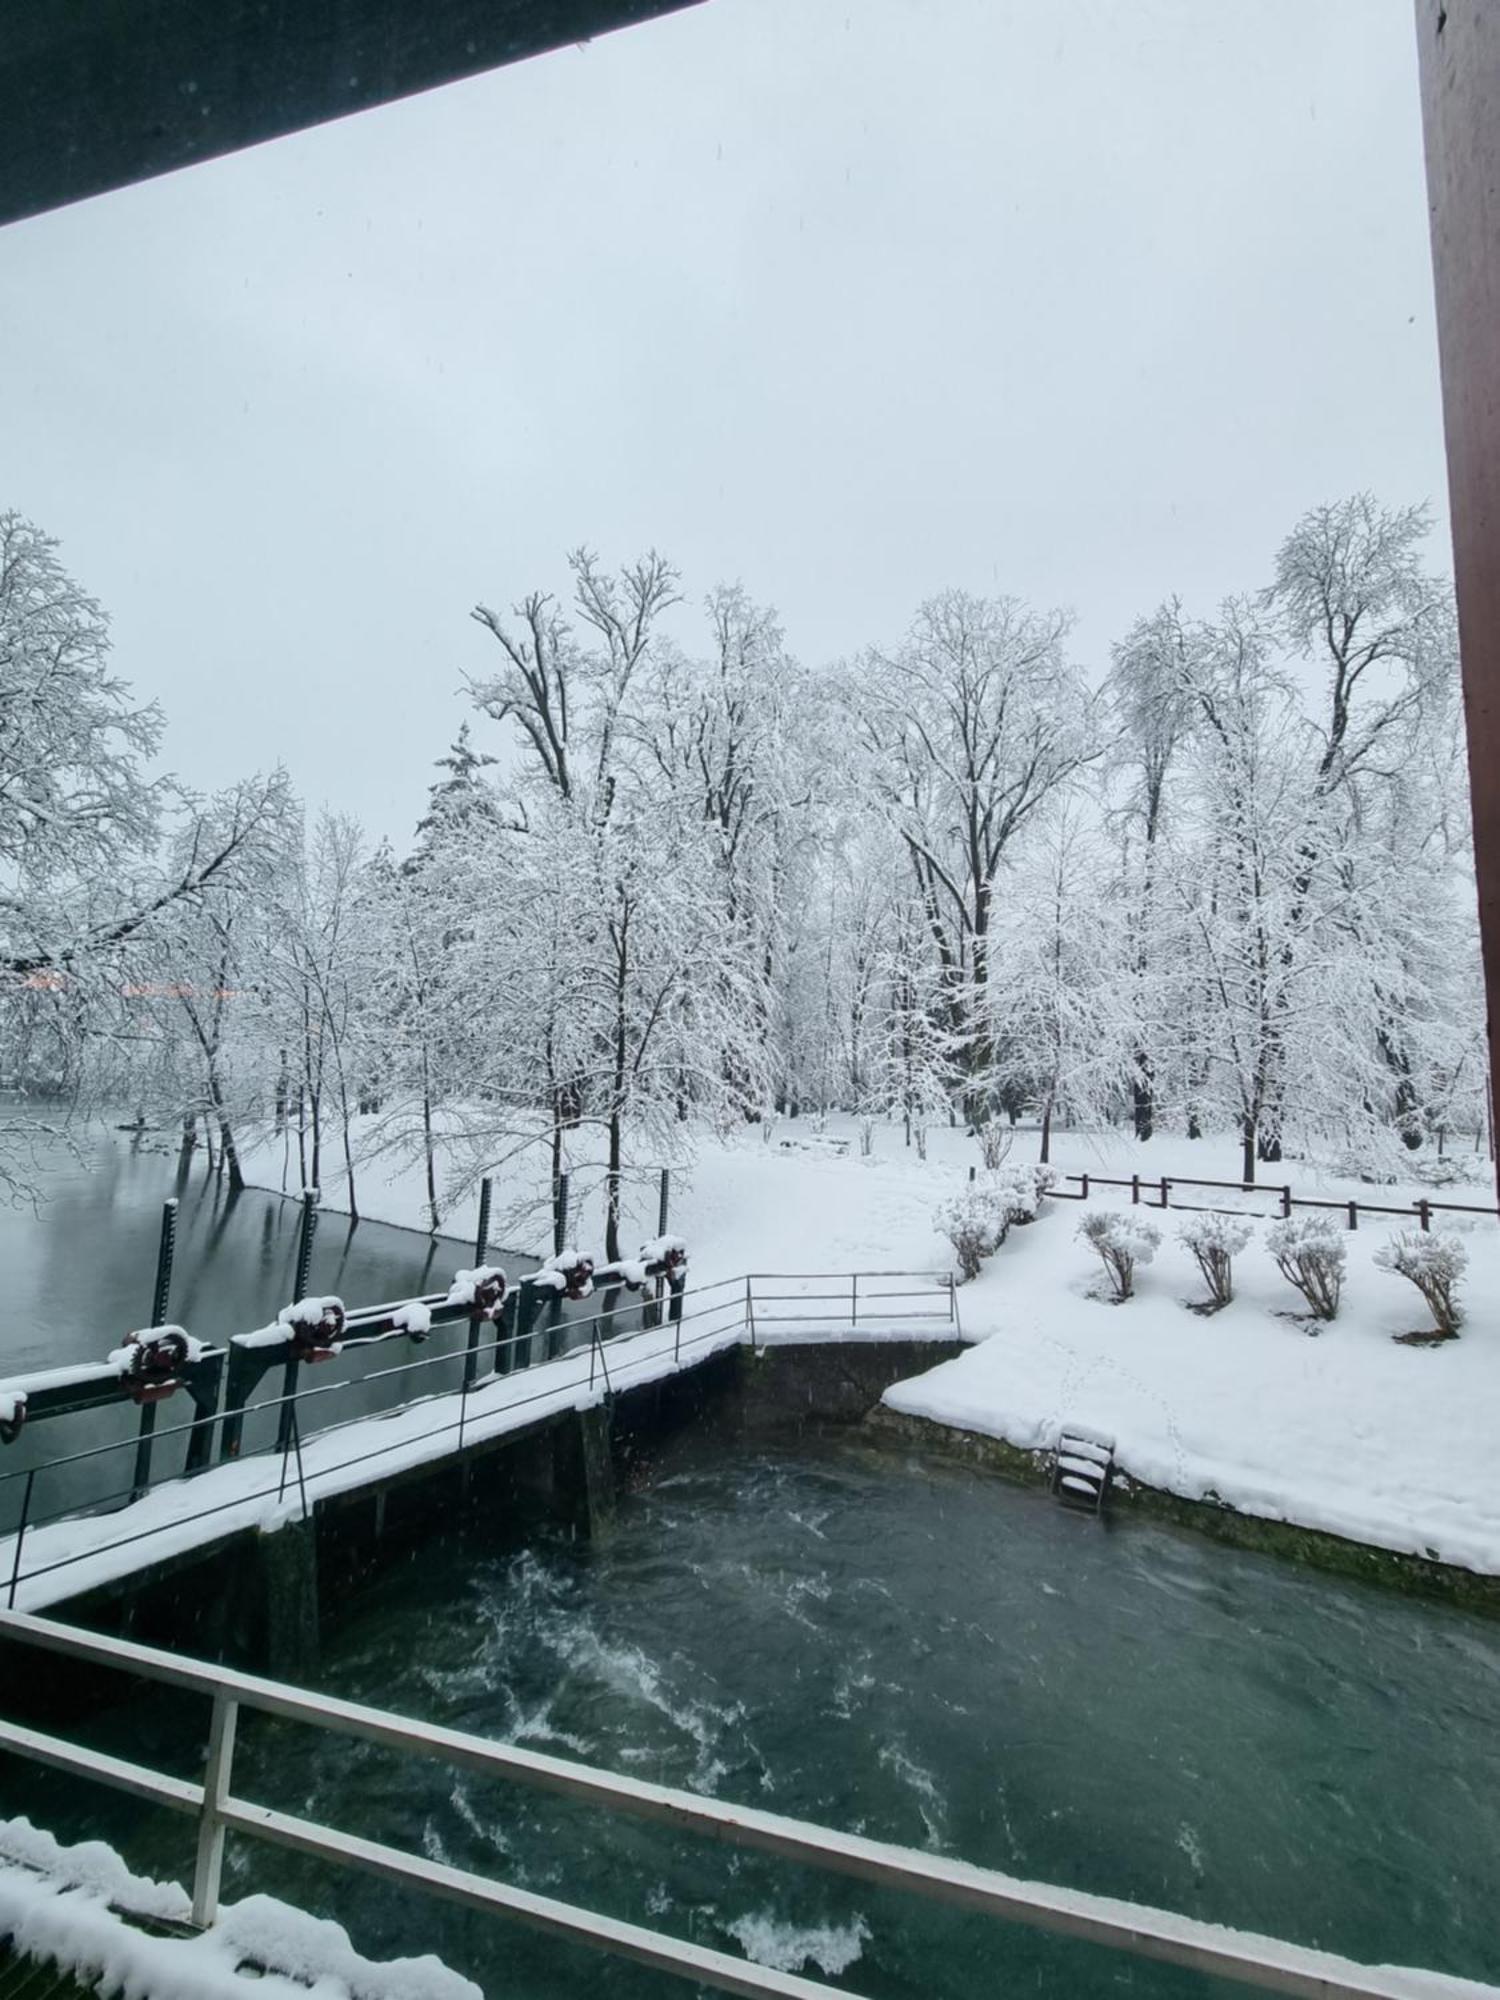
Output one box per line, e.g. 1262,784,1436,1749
13,1423,1500,1998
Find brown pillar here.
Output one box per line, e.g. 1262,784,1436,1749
1417,2,1500,1179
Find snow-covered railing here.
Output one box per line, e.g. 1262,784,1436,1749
0,1271,955,1609
0,1607,1482,2000
1044,1169,1497,1233
743,1271,960,1342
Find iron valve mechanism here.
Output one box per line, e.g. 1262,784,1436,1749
108,1325,202,1405
534,1250,594,1302
594,1237,688,1292
446,1266,507,1322
278,1296,346,1363
639,1235,688,1282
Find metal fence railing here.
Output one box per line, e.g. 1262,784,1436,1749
0,1608,1481,2000
743,1272,961,1342
1044,1169,1495,1233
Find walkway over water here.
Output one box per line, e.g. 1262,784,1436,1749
0,1266,960,1612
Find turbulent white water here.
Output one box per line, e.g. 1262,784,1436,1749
7,1428,1500,1997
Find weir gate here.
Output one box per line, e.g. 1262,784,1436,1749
0,1177,962,1623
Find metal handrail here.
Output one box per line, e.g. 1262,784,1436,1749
0,1608,1482,2000
3,1308,751,1597
0,1272,953,1603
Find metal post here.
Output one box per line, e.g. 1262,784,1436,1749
8,1470,35,1609
293,1188,320,1302
130,1400,158,1504
474,1177,493,1263
554,1172,570,1257
1131,1174,1140,1205
1080,1172,1090,1199
494,1289,518,1377
1281,1185,1293,1220
1348,1200,1358,1232
547,1291,564,1362
669,1272,685,1362
745,1274,756,1352
1160,1177,1169,1209
150,1198,178,1326
657,1168,670,1237
851,1273,858,1328
1418,1197,1432,1232
275,1356,300,1457
468,1176,490,1384
191,1692,238,1928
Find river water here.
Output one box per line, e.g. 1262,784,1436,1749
11,1424,1499,1999
0,1124,532,1530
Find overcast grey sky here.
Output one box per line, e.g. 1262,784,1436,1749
3,0,1447,843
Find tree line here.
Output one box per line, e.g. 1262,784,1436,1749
0,495,1480,1245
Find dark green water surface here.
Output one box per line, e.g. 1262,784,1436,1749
21,1425,1498,2000
0,1127,531,1527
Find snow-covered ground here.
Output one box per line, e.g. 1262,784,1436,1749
0,1818,478,1999
242,1115,1500,1577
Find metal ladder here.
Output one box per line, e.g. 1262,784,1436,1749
1051,1427,1115,1516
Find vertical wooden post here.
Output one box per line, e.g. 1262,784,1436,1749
554,1171,570,1257
1418,2,1500,1197
658,1167,670,1238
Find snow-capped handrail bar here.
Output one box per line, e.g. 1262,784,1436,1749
3,1308,751,1595
0,1610,1482,2000
0,1272,953,1604
0,1279,749,1497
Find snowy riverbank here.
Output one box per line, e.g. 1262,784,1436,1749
242,1117,1500,1578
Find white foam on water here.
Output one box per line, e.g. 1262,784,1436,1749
727,1911,872,1977
878,1739,949,1850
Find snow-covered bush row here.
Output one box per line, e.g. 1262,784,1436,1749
1375,1229,1467,1338
1078,1210,1161,1301
1266,1216,1345,1321
1177,1212,1253,1309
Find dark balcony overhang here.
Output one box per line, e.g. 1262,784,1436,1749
0,0,705,228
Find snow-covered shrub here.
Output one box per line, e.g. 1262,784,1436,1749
1411,1154,1479,1189
1265,1215,1345,1321
1177,1212,1253,1309
975,1120,1013,1171
1374,1229,1467,1338
1033,1164,1059,1198
991,1165,1039,1229
1078,1210,1161,1301
937,1187,1005,1282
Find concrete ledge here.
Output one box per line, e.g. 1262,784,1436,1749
866,1407,1500,1618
